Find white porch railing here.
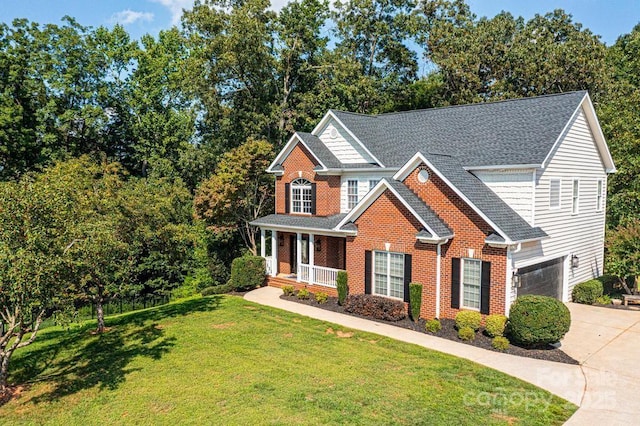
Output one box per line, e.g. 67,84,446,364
264,256,273,276
298,264,341,288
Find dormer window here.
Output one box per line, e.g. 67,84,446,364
291,178,312,214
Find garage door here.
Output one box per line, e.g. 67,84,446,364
517,257,564,300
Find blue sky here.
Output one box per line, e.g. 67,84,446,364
1,0,638,46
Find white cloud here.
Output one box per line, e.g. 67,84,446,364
151,0,196,25
110,9,155,25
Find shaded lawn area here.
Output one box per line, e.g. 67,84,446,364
1,296,576,425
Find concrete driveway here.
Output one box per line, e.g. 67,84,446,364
562,302,640,424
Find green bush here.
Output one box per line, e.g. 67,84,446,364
201,283,232,296
596,295,612,305
337,271,348,306
344,294,407,321
228,255,265,291
455,310,482,331
572,279,603,304
425,319,442,333
458,326,475,341
485,314,508,337
492,336,510,351
409,282,423,322
282,285,295,296
297,288,310,300
315,292,328,304
508,295,571,347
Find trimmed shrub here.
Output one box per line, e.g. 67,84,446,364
297,288,310,300
508,295,571,347
344,294,407,321
485,314,508,337
595,295,612,305
409,282,423,322
425,319,442,333
458,326,475,341
315,292,328,304
492,336,510,351
282,285,295,296
201,283,232,296
572,279,603,304
455,310,482,331
228,255,265,291
337,271,348,306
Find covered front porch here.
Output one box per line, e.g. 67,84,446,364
260,228,346,288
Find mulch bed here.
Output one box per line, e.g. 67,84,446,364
280,293,578,365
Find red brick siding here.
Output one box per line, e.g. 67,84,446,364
266,276,338,297
277,232,345,274
275,143,341,216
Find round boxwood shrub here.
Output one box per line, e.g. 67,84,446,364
228,255,265,291
485,314,508,337
508,295,571,347
458,326,475,341
455,310,482,331
492,336,510,351
572,279,603,305
425,319,442,333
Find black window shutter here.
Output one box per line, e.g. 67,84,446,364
284,183,290,213
451,258,460,309
364,250,372,294
310,183,317,215
403,254,412,303
481,261,491,315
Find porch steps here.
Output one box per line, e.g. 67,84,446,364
264,275,338,297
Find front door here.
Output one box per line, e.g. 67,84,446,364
289,235,309,275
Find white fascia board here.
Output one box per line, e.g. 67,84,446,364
394,152,514,244
311,110,385,168
463,164,540,171
266,133,327,173
316,167,397,176
256,223,356,237
335,179,441,238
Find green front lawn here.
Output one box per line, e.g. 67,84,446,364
1,296,576,425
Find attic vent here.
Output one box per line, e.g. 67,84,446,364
329,128,338,139
418,169,430,183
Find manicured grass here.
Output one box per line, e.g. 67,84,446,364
1,296,576,425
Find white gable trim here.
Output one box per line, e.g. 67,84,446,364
541,93,616,173
394,152,514,244
311,110,385,168
335,179,443,239
267,133,327,174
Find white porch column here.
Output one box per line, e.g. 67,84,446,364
270,230,277,277
309,234,315,285
260,228,266,258
296,232,302,282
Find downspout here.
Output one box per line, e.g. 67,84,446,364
505,243,522,317
435,239,450,319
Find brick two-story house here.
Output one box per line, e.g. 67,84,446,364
251,91,615,319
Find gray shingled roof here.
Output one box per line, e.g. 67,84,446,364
251,213,348,231
296,132,342,169
384,179,454,239
332,91,586,168
425,153,547,242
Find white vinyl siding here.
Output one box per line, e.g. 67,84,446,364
597,179,603,212
513,107,608,302
473,169,535,225
572,180,579,214
318,122,374,164
339,173,394,212
373,251,404,299
549,179,561,209
369,179,379,191
462,259,482,310
347,180,359,209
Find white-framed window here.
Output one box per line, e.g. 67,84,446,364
549,179,561,209
347,180,359,209
461,258,482,310
596,179,604,212
572,179,579,215
368,179,380,191
291,178,312,214
373,251,404,299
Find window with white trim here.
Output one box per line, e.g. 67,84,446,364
572,179,579,214
368,179,379,191
596,179,604,212
549,179,560,209
461,258,481,310
291,178,312,214
347,180,359,209
373,251,404,299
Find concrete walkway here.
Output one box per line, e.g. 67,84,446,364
245,287,640,425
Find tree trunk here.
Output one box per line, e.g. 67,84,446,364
96,297,105,333
0,351,10,394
